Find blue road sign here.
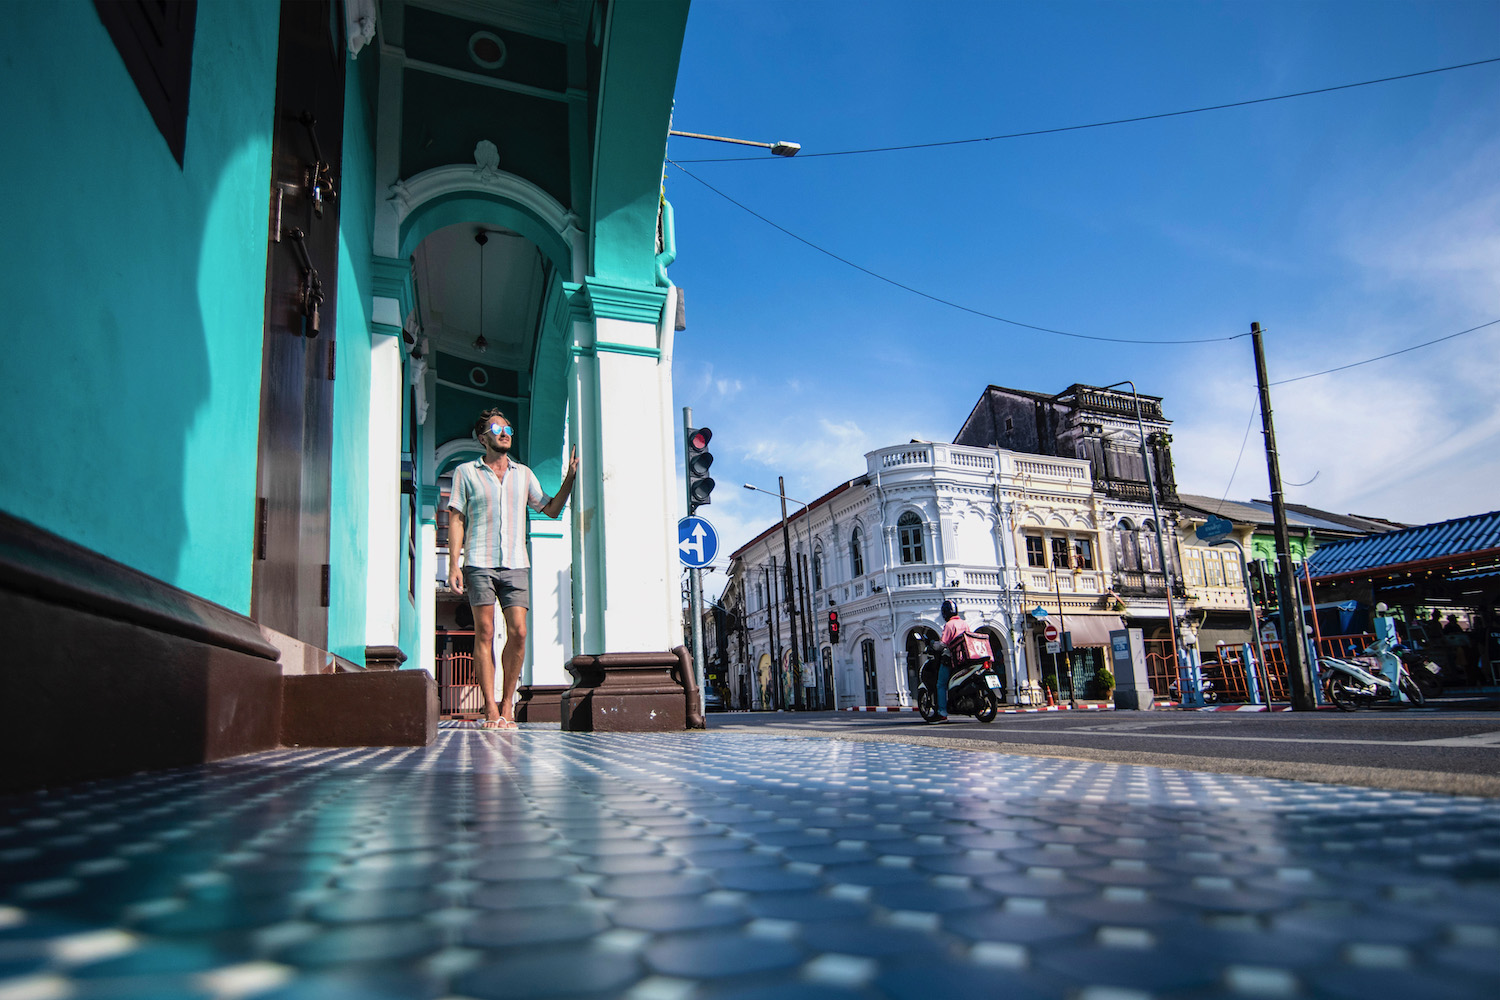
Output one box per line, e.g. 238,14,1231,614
1195,515,1234,542
678,516,719,568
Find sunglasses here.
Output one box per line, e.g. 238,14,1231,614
488,424,512,437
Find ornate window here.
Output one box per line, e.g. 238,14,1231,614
1025,534,1046,568
813,550,824,591
1072,538,1094,570
851,528,865,577
897,512,925,564
1050,536,1071,570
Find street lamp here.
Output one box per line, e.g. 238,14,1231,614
1100,380,1181,690
744,480,812,708
669,130,801,156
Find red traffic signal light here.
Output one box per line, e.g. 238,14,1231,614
686,426,715,514
828,610,840,643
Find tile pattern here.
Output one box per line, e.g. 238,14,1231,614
2,729,1499,999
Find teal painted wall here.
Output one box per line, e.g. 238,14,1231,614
327,48,380,665
591,1,690,284
0,1,278,613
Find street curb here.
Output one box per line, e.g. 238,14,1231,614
844,704,1118,714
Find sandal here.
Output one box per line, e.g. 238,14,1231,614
481,717,517,730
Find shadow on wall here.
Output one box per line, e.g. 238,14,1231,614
0,2,277,613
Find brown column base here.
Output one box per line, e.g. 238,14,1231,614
516,684,569,723
560,646,706,732
364,645,408,671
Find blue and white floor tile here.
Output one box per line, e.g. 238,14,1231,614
2,730,1498,998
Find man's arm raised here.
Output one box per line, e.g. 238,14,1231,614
542,446,580,519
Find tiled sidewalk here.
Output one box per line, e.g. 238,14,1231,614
3,728,1499,999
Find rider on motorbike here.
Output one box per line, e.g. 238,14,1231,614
933,599,966,722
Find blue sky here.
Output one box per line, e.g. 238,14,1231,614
664,0,1500,583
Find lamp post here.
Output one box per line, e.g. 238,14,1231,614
745,481,813,709
1100,381,1181,689
669,130,801,157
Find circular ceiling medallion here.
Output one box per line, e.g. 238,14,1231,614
468,31,506,70
469,366,489,388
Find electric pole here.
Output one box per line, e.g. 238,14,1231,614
778,476,804,709
1251,322,1316,710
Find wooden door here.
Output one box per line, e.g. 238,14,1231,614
252,0,345,647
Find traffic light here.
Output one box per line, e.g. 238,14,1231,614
686,426,715,513
1250,559,1275,610
828,610,840,644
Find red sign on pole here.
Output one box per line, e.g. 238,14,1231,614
1043,621,1059,642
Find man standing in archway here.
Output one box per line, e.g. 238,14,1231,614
447,408,579,729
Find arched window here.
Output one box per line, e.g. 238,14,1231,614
898,512,925,564
905,626,939,701
813,550,824,591
851,528,865,577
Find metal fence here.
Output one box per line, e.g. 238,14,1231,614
437,630,483,716
1210,633,1375,702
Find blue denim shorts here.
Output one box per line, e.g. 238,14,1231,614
462,567,530,609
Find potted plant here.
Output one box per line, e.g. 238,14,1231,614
1096,665,1115,700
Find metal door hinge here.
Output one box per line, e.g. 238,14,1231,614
321,564,331,607
256,498,268,560
327,339,336,380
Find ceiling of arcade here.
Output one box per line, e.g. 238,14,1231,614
386,0,599,451
388,0,597,209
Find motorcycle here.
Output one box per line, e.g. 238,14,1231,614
917,635,1002,723
1399,647,1444,696
1319,636,1425,711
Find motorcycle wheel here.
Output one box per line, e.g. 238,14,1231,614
1326,675,1359,712
1400,676,1426,707
1417,673,1443,697
917,689,940,723
976,690,998,723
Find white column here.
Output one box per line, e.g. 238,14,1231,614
365,333,403,651
594,324,673,651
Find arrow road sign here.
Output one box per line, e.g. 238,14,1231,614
678,516,719,568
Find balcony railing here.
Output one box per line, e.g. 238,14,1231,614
1114,570,1170,595
1074,389,1165,421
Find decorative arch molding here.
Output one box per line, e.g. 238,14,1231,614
1021,512,1046,526
1046,513,1070,528
435,438,483,479
381,160,584,277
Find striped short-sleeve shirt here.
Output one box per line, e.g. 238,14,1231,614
448,458,552,570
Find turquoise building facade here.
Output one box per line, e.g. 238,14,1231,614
0,0,692,787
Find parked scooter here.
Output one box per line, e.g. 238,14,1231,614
1399,646,1444,696
917,635,1001,723
1319,636,1425,711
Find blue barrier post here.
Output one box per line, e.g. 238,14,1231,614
1243,642,1261,704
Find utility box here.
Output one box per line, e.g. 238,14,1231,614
1110,628,1154,710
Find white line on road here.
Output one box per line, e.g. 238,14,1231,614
883,727,1500,748
1406,731,1500,747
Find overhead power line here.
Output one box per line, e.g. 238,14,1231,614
1271,318,1500,385
667,160,1246,346
675,56,1500,163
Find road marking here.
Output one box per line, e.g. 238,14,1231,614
864,726,1500,748
1407,731,1500,747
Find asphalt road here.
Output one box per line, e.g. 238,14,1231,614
708,702,1500,797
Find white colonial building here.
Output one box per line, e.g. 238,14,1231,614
728,440,1153,709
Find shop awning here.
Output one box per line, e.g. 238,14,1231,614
1065,615,1125,647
